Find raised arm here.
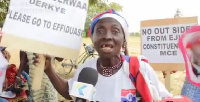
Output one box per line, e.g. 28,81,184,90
16,51,28,77
44,56,72,100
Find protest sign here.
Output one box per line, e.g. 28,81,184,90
142,24,195,63
141,17,198,70
1,0,88,59
141,17,198,91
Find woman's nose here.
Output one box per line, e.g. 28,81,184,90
103,31,112,40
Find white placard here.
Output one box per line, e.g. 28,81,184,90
1,0,88,59
141,23,196,63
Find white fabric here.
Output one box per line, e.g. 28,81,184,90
0,52,8,93
68,58,171,102
191,56,200,74
138,57,173,98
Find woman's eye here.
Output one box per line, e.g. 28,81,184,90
112,30,119,34
97,29,104,34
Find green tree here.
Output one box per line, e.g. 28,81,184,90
84,1,123,37
89,0,108,6
0,0,10,25
174,8,182,18
129,32,140,36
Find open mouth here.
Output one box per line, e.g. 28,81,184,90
101,44,114,48
100,44,114,53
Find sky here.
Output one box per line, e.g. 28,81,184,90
109,0,200,32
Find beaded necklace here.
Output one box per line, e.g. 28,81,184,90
98,59,122,77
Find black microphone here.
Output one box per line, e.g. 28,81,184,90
75,67,98,102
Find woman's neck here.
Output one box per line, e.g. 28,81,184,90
99,55,121,67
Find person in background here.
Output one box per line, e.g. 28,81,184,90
0,47,9,102
0,47,29,102
15,51,58,102
178,25,200,102
0,24,9,102
34,9,172,102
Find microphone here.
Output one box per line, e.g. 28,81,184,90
70,67,98,102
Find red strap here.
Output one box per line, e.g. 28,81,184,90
129,56,139,79
129,56,153,102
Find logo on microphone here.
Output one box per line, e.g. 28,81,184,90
77,83,87,95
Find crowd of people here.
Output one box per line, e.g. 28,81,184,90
0,9,199,102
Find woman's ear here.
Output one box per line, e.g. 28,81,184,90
122,41,127,48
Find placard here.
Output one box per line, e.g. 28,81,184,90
1,0,88,59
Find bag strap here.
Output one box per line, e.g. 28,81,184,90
124,56,141,97
129,56,141,97
127,56,153,102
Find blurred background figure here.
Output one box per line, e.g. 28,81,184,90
178,25,200,102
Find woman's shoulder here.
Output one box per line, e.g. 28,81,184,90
77,58,98,71
84,58,98,64
131,55,152,72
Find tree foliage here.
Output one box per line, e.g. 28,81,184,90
0,0,10,25
174,8,182,18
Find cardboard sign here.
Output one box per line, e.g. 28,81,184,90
1,0,88,59
141,17,198,63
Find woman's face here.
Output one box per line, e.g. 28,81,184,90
91,18,124,58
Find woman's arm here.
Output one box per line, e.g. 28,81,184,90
44,56,72,99
16,51,28,77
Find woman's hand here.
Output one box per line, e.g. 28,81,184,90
44,55,52,71
32,53,52,72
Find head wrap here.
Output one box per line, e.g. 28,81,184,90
89,9,129,40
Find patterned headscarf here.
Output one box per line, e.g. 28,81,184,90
89,9,129,40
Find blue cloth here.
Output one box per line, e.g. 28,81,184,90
0,47,4,51
181,77,200,102
0,98,9,102
22,71,32,102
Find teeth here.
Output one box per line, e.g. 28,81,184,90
102,44,112,48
